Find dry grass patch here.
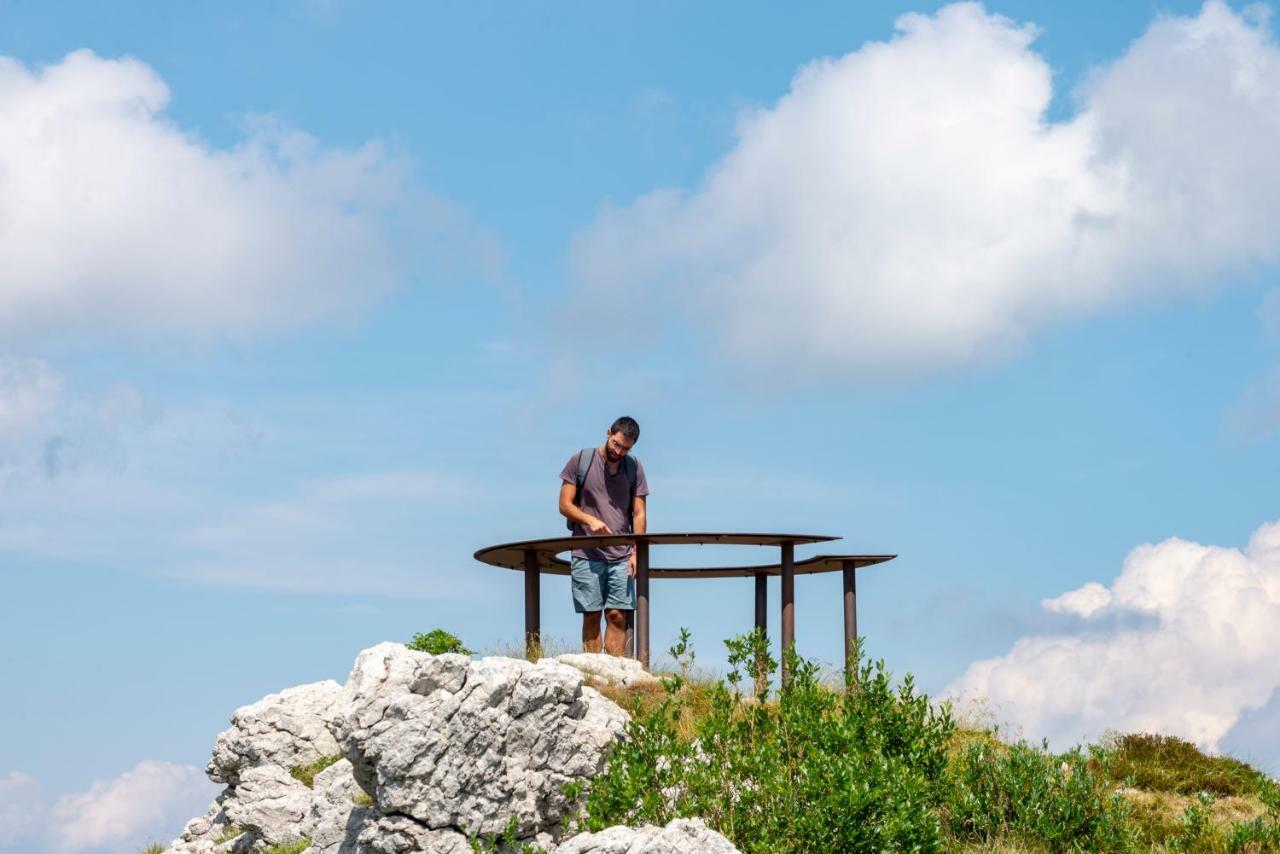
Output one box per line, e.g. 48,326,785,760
1107,733,1270,797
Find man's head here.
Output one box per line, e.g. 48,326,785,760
604,416,640,462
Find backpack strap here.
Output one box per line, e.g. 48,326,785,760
623,456,638,532
567,448,595,530
574,448,595,492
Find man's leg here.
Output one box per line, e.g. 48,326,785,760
602,558,636,657
603,609,628,655
581,611,603,653
572,556,607,652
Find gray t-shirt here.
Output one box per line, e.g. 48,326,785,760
560,449,650,561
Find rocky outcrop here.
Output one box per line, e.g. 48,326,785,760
548,654,660,689
331,643,628,840
170,643,711,853
208,681,345,786
169,680,351,852
556,819,741,854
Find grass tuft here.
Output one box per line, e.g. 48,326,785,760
262,838,311,854
289,753,344,788
1106,732,1270,797
213,824,245,844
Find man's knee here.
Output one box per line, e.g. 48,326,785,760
604,608,627,627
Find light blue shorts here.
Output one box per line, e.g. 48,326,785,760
571,556,634,612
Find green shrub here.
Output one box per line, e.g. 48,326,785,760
1222,779,1280,852
580,629,956,853
946,738,1136,851
407,628,472,656
138,845,164,854
289,752,344,788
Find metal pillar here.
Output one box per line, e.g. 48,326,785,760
636,540,650,668
780,540,794,685
754,572,767,635
523,549,540,659
842,560,858,686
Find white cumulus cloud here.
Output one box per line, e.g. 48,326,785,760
0,762,215,853
945,519,1280,769
571,2,1280,379
48,761,216,853
0,49,495,343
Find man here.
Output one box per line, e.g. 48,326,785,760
558,416,649,656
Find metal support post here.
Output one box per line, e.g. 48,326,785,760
523,549,540,659
780,540,795,686
842,560,858,686
636,540,650,668
754,572,768,635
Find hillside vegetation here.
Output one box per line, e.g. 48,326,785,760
581,629,1279,853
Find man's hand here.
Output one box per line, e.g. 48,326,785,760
586,516,613,536
628,550,637,578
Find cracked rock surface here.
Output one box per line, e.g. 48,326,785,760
208,681,345,786
168,643,667,853
555,819,742,854
331,643,629,838
548,654,661,689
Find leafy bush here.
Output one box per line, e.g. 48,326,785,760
468,814,544,853
138,845,164,854
407,629,472,656
946,738,1136,851
579,629,956,853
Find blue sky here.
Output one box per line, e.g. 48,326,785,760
2,1,1280,850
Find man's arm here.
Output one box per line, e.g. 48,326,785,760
559,481,612,534
627,494,647,577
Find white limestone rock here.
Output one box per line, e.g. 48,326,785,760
555,818,742,854
169,643,640,853
353,815,473,853
549,654,659,689
331,643,629,838
208,680,345,785
222,765,314,845
309,758,376,854
164,793,251,853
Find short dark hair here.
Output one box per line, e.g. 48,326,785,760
610,416,640,442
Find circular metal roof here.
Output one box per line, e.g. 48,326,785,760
473,532,895,577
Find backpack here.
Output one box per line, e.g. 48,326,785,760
567,447,639,532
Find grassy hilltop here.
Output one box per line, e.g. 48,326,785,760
579,630,1279,854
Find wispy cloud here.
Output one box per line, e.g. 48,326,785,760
571,2,1280,381
172,471,486,598
0,370,490,598
1226,365,1280,443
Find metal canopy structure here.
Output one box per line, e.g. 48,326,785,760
473,532,895,682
